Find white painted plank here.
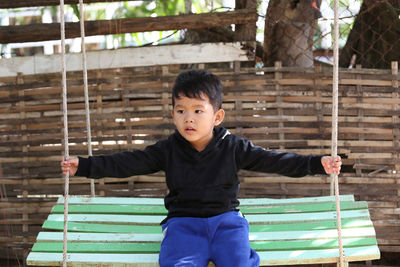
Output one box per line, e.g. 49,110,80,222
47,214,164,224
57,196,164,205
26,245,380,266
258,245,380,265
37,232,162,243
26,252,159,267
245,209,371,224
240,195,355,205
249,227,377,241
57,195,355,206
35,227,376,243
0,42,251,77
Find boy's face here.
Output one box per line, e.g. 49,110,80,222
171,93,224,152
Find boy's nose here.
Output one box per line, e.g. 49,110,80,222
184,116,194,123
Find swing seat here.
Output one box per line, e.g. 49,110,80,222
27,195,380,266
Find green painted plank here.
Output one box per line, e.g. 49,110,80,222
42,220,162,233
36,227,376,243
32,242,161,253
26,245,380,266
51,201,367,215
31,238,376,254
46,209,370,225
57,195,355,206
249,218,373,232
43,217,373,233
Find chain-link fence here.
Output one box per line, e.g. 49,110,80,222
260,0,400,69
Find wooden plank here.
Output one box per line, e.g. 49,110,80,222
245,210,371,225
51,201,368,215
42,217,374,233
26,245,380,266
0,42,252,77
32,242,161,253
46,209,371,225
36,232,162,243
35,227,377,243
0,0,140,9
252,238,377,251
241,195,355,205
42,221,161,233
27,252,160,267
56,196,164,205
31,237,377,253
249,227,377,241
340,79,392,87
0,9,257,44
257,245,380,265
281,96,400,105
51,204,167,215
56,195,355,205
239,218,372,232
46,214,164,224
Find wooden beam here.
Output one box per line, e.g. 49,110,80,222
0,0,139,9
0,42,254,77
0,9,258,44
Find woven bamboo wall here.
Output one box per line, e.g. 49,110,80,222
0,62,399,263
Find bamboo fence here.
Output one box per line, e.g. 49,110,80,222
0,62,399,263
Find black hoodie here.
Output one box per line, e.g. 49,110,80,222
76,127,325,223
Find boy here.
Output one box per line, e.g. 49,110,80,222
62,70,341,267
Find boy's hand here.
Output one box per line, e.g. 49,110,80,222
321,156,342,175
61,157,79,176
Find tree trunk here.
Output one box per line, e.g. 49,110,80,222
339,0,400,69
234,0,257,41
263,0,321,67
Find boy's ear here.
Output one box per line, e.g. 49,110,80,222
214,109,225,126
171,110,174,118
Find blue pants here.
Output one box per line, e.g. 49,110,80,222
159,211,260,267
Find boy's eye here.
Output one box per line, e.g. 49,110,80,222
195,110,203,114
177,110,184,114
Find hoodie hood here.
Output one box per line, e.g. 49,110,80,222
173,126,230,154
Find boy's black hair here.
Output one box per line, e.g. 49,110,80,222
172,70,223,111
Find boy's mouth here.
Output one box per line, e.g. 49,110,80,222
185,127,196,134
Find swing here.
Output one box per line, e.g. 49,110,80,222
27,0,380,266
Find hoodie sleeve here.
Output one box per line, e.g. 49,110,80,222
235,138,325,177
75,141,165,179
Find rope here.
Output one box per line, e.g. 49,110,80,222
331,0,345,266
59,0,69,266
78,0,95,197
60,1,93,264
